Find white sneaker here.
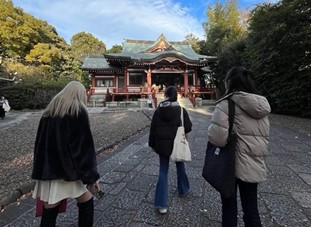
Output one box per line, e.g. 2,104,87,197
157,208,167,214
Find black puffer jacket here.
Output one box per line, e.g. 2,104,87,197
31,108,100,185
149,101,192,156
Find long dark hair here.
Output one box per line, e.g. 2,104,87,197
224,66,258,95
165,86,178,102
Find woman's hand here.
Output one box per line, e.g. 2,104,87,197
87,180,100,193
87,181,104,199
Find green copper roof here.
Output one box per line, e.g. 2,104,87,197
81,55,122,71
81,55,109,69
81,34,217,70
105,34,216,62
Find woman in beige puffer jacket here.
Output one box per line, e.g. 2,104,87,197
207,66,270,227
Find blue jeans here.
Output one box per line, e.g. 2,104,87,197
221,179,262,227
154,155,190,208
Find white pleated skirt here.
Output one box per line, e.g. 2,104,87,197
32,179,88,204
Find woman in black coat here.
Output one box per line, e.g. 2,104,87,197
31,81,100,227
149,86,192,214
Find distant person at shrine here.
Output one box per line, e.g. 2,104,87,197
151,84,156,93
158,84,162,92
140,85,143,95
147,92,153,109
149,86,192,214
0,96,10,119
31,81,100,227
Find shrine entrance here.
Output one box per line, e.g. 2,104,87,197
152,73,183,87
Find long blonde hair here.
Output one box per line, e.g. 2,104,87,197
43,81,87,118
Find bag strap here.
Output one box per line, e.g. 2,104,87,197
227,98,235,141
180,107,184,127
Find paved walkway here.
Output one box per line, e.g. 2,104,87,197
1,102,311,226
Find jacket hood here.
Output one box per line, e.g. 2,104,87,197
157,101,180,122
219,92,271,119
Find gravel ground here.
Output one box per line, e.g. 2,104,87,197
269,113,311,137
0,108,310,206
0,110,151,201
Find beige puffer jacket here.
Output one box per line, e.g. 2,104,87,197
207,92,271,183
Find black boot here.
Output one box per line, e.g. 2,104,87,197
40,205,60,227
78,198,94,227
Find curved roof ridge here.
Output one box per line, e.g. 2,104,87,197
124,39,154,44
141,34,172,53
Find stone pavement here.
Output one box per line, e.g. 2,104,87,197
0,111,34,130
1,103,311,226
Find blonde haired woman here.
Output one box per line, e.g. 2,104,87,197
32,81,100,227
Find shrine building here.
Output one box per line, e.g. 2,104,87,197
81,34,217,104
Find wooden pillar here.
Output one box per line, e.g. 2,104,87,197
114,73,118,90
124,68,128,92
147,68,152,92
184,70,188,97
92,74,96,87
196,68,201,89
195,68,198,87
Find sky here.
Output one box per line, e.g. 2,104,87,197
12,0,279,49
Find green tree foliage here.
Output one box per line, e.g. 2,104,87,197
216,37,248,94
203,0,248,97
246,0,311,116
106,45,123,54
0,0,67,59
4,61,48,82
71,32,106,64
25,43,63,65
70,32,107,87
184,33,201,54
0,0,36,58
197,40,209,55
25,43,68,79
204,0,245,56
0,1,113,109
0,0,71,82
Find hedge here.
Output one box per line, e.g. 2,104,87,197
0,81,68,110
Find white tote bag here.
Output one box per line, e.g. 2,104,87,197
3,101,11,112
170,107,191,162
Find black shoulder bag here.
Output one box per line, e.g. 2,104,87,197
202,98,236,198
